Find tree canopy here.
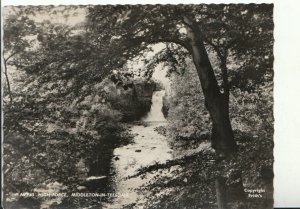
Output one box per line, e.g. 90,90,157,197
87,4,273,89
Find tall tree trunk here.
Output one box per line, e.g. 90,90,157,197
3,59,13,106
182,17,245,209
184,18,237,154
216,176,228,209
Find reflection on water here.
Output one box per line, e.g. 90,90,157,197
104,90,172,208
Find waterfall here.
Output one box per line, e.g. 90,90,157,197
104,89,171,208
142,90,166,122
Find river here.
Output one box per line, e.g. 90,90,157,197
104,90,173,208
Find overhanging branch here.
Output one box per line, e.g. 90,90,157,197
148,37,192,54
4,51,20,63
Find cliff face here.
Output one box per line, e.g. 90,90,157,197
106,80,154,121
162,94,170,118
124,82,153,121
134,82,153,98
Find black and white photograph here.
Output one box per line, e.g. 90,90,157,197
2,3,276,209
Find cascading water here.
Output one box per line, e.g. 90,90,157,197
142,90,166,122
104,89,172,208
